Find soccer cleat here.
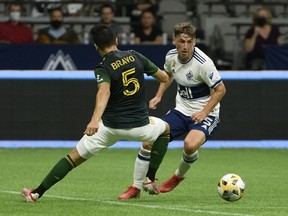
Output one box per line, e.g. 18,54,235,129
143,177,160,195
21,188,39,202
118,186,140,199
158,174,184,193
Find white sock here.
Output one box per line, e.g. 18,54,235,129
175,151,199,178
133,148,151,190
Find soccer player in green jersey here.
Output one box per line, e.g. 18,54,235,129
21,23,170,201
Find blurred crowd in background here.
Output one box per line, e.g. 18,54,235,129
0,0,288,70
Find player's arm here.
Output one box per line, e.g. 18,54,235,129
202,82,226,115
152,69,169,83
149,72,173,109
84,68,111,136
192,82,226,123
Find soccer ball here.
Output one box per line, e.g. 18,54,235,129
217,173,245,202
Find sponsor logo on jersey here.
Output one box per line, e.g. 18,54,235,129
171,60,176,74
209,72,214,80
96,74,103,82
43,50,77,70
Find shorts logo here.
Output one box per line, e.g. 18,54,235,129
201,116,213,130
149,117,155,124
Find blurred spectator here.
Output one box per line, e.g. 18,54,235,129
36,8,80,44
134,0,159,14
244,7,285,70
133,10,163,45
129,0,160,31
0,2,34,44
31,0,62,17
98,3,123,36
62,0,85,17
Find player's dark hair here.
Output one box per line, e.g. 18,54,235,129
173,22,196,39
90,24,116,50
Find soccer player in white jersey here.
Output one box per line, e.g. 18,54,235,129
142,22,226,194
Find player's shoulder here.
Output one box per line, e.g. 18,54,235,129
193,47,213,64
165,48,178,63
166,48,178,57
193,47,218,73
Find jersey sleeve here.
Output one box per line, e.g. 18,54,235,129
94,67,110,84
131,50,158,76
200,60,222,89
164,49,176,74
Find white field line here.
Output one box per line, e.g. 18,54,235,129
1,190,254,216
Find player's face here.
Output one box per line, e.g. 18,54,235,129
173,33,196,62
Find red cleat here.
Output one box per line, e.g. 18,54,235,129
118,186,140,200
158,174,184,193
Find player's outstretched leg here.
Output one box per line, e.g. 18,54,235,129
159,150,199,193
143,133,169,195
21,148,85,202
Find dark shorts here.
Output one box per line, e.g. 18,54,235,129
162,109,220,141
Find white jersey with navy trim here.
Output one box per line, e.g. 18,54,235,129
164,47,222,117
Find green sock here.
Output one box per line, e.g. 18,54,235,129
40,155,75,192
147,134,170,181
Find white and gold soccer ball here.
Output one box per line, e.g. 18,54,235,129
217,173,245,202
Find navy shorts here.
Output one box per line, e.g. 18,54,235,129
162,109,220,141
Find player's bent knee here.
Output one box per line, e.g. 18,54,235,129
163,122,170,135
183,141,199,154
142,141,153,150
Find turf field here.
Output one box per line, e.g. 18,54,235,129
0,147,287,216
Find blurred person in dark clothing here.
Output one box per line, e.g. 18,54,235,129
36,8,80,44
244,7,284,70
133,10,163,45
99,3,123,36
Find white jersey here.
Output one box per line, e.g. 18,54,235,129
164,47,222,117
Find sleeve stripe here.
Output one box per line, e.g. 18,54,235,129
211,79,222,88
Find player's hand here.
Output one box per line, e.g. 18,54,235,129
191,110,208,124
84,120,99,136
149,97,161,109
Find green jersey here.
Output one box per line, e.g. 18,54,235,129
94,50,158,128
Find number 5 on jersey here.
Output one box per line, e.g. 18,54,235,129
122,68,140,96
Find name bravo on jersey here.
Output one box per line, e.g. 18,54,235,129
111,55,136,70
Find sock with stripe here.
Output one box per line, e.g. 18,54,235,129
133,148,151,190
32,155,76,197
175,150,199,178
146,134,170,181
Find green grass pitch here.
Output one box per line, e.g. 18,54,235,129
0,147,287,216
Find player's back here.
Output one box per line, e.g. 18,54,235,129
96,50,149,129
